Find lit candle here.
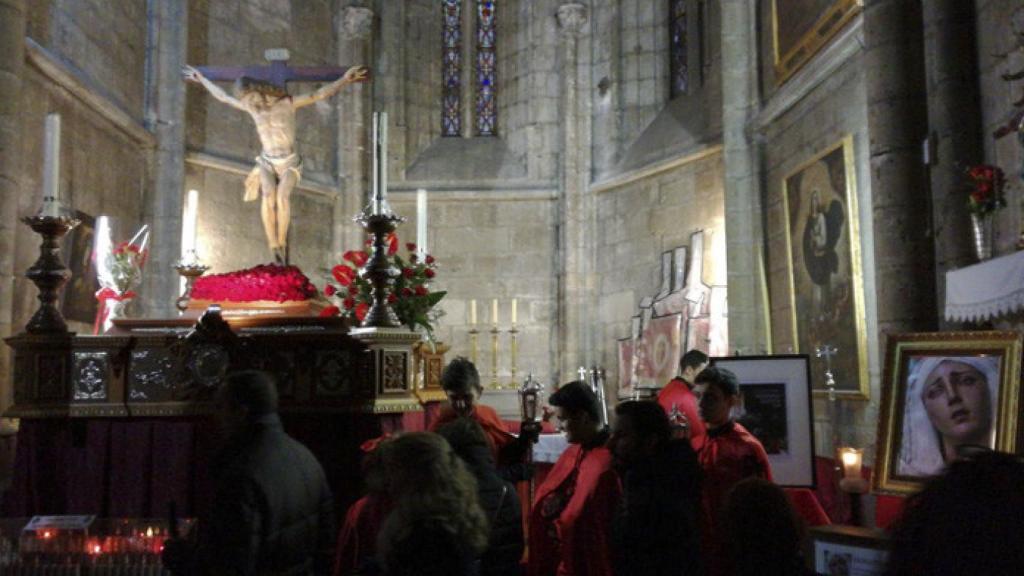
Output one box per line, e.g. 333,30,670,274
839,447,862,480
511,298,517,325
470,299,477,325
41,113,62,217
492,299,498,325
416,188,428,255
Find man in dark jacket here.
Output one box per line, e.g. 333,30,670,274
609,400,702,576
163,370,336,575
437,418,524,576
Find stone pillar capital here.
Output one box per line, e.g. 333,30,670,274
557,3,587,37
341,6,374,41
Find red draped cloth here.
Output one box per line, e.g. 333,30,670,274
429,404,515,462
528,438,620,576
699,421,773,576
333,494,390,576
656,377,707,452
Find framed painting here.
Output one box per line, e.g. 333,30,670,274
772,0,862,85
713,355,816,487
874,331,1022,495
61,210,98,325
782,135,868,399
808,526,889,576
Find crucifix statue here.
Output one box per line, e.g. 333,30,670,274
183,49,370,263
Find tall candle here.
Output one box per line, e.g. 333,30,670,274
181,189,199,259
492,299,498,325
380,112,388,208
41,113,61,217
371,113,381,214
416,188,428,255
511,298,517,324
470,299,477,325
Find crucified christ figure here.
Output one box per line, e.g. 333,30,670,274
183,64,369,263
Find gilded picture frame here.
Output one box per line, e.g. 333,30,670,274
873,331,1022,495
782,135,869,399
772,0,863,85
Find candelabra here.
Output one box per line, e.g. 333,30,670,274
508,324,519,389
21,213,79,333
354,209,404,327
468,327,480,365
490,324,500,389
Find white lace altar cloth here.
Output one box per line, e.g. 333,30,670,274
945,251,1024,322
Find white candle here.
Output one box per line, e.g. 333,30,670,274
380,112,388,209
416,188,428,255
41,114,61,217
470,299,477,325
181,189,199,260
371,113,381,214
492,299,498,325
511,298,517,325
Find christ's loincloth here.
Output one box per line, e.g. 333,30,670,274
244,152,303,202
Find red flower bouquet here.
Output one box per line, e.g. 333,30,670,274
192,264,318,303
322,234,446,336
967,164,1007,216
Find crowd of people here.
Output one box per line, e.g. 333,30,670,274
161,352,1024,576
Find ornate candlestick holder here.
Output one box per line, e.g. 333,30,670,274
21,213,79,333
469,327,480,365
174,256,210,313
508,324,519,389
490,324,500,389
354,209,405,328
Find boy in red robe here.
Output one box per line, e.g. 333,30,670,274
528,381,620,576
333,437,391,576
695,365,772,576
657,349,709,451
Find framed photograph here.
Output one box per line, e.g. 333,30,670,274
809,526,889,576
711,355,815,487
874,331,1022,494
771,0,862,85
61,210,98,325
782,135,869,399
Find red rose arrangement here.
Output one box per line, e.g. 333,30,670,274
967,164,1007,216
321,234,446,336
191,264,318,303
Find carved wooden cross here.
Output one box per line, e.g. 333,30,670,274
196,48,369,89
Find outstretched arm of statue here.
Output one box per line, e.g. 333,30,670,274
292,65,369,108
182,65,246,111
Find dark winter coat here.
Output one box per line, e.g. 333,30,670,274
458,441,524,576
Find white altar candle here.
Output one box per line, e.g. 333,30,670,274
381,112,388,208
470,299,477,325
416,188,428,255
371,113,381,214
492,299,498,325
181,189,199,260
41,114,61,217
511,298,517,325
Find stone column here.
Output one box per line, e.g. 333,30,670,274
864,0,936,336
923,0,982,325
336,6,374,255
143,0,188,317
557,3,587,379
0,0,26,411
721,0,768,354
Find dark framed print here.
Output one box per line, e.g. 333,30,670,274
782,135,869,399
809,525,889,576
712,355,816,487
772,0,862,84
874,331,1022,495
61,210,98,324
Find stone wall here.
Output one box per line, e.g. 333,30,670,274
593,150,726,392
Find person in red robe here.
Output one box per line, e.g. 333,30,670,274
429,357,539,478
657,349,709,451
528,381,621,576
333,437,391,576
695,365,773,576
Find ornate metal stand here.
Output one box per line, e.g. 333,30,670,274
174,261,210,313
468,327,480,365
508,326,519,389
21,214,79,333
490,325,500,389
354,210,404,328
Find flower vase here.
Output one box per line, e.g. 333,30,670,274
970,213,994,262
95,292,134,334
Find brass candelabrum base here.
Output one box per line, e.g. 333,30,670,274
490,325,500,389
508,326,519,389
469,328,480,366
21,213,79,334
174,262,210,313
354,209,405,328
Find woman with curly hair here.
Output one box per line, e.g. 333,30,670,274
377,432,490,576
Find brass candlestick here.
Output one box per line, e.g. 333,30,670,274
490,325,500,389
174,257,209,313
469,327,480,365
508,325,519,389
21,213,79,333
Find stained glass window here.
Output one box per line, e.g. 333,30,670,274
670,0,688,97
442,0,462,136
475,0,497,136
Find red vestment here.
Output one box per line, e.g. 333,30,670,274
333,494,390,576
528,436,621,576
430,404,515,462
657,377,708,452
698,421,772,576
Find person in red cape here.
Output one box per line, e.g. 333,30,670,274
695,365,773,576
657,349,710,452
528,381,620,576
429,357,539,479
333,436,392,576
